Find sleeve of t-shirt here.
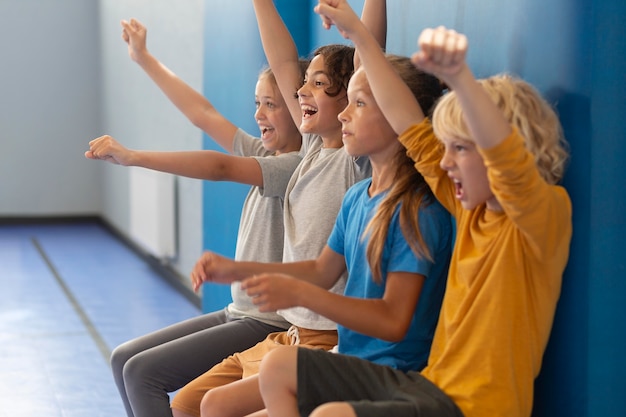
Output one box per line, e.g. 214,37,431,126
232,128,271,157
327,184,361,257
254,152,303,199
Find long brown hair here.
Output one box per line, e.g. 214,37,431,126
364,55,444,283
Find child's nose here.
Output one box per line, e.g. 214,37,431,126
439,151,454,171
297,85,309,98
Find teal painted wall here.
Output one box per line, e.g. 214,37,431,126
202,1,626,415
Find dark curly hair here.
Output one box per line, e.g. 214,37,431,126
311,44,355,97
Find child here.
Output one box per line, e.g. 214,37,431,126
255,3,573,417
86,18,304,417
195,52,451,417
169,1,385,416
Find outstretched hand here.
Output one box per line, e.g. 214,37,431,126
241,273,302,312
411,26,469,84
190,251,238,292
85,135,133,166
121,18,149,64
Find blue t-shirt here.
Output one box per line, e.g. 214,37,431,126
327,178,452,372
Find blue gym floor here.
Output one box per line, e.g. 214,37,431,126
0,221,201,416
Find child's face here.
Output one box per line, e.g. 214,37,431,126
439,136,502,211
255,77,300,154
297,54,347,137
338,69,397,159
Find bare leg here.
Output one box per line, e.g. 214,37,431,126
244,410,269,417
201,375,264,417
310,403,357,417
257,346,300,417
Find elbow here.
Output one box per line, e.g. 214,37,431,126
202,161,230,182
188,111,207,130
188,105,216,130
380,322,411,343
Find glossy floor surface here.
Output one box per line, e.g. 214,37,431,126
0,221,201,417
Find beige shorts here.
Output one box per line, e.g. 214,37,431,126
171,326,338,417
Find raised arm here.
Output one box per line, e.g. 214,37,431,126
86,135,263,186
121,18,238,153
354,0,387,68
251,1,303,127
253,0,388,127
413,27,512,149
315,0,425,135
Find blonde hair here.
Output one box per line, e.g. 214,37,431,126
364,55,443,283
258,58,309,95
432,74,570,184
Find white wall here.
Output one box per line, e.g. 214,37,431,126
0,0,205,280
0,0,102,215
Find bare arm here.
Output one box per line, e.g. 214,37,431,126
355,0,387,68
252,0,388,126
86,135,263,186
245,270,424,342
315,1,424,135
121,19,238,152
190,246,346,292
251,1,303,127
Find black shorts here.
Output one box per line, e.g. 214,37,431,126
297,348,464,417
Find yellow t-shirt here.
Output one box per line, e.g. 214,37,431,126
399,120,572,417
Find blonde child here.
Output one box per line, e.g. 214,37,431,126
86,19,305,417
254,2,573,417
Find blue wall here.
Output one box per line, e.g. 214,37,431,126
202,1,626,415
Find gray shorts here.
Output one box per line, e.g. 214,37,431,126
297,348,464,417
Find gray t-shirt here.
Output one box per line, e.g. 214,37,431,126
263,133,372,330
225,129,302,328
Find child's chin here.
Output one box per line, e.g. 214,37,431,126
460,200,476,210
299,123,314,134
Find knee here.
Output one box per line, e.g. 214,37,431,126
120,349,156,390
110,342,134,377
259,345,294,381
258,345,297,397
200,386,227,417
310,402,356,417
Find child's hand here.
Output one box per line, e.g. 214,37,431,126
190,251,235,292
314,0,361,39
121,18,148,64
241,273,300,312
191,252,236,291
85,135,133,166
412,26,468,82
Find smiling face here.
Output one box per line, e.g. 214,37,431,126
254,75,301,154
338,68,397,159
438,136,502,211
296,54,348,141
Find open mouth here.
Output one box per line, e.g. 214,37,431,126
260,126,274,139
302,105,318,119
454,180,463,199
